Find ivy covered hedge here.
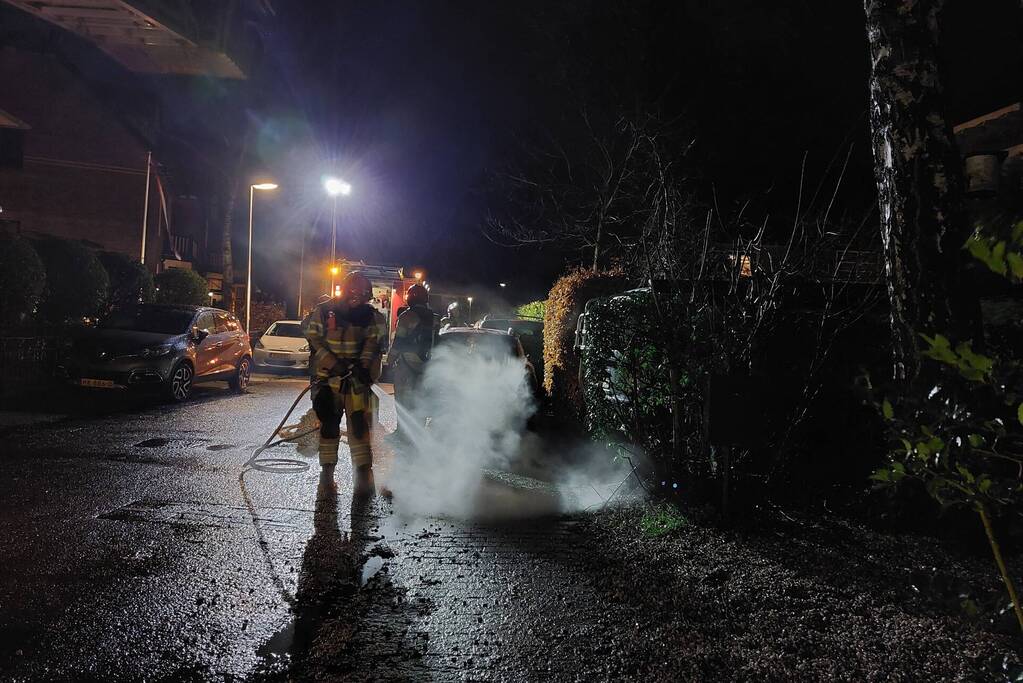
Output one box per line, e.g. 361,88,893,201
543,267,628,424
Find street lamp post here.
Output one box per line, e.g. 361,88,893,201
297,226,306,316
246,182,278,333
323,177,351,294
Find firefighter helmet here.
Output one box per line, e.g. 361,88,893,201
340,271,373,304
406,283,428,306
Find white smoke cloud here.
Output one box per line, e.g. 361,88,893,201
385,343,637,520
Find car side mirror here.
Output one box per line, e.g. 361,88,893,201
191,326,209,343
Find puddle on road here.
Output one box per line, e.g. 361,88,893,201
360,556,385,586
253,622,294,675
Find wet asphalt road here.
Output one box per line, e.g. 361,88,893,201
0,375,644,682
0,374,344,681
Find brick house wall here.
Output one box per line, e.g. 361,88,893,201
0,46,162,268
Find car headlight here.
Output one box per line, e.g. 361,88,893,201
140,344,174,358
298,344,309,353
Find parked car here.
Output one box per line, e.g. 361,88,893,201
253,319,310,371
57,304,253,402
435,326,540,399
476,316,544,380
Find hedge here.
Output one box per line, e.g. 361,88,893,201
154,268,209,306
0,235,45,329
32,237,109,325
98,251,154,314
543,267,629,424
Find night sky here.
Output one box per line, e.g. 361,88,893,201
4,0,1020,306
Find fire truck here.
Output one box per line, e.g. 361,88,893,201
327,259,419,349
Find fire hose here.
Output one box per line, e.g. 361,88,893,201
240,370,353,474
236,371,351,607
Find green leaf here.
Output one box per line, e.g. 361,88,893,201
957,464,975,484
921,334,959,365
967,236,991,262
870,469,891,483
1012,221,1023,244
882,399,894,420
1008,251,1023,280
979,477,992,494
1018,403,1023,427
968,433,985,448
891,461,907,482
990,241,1008,275
900,438,914,454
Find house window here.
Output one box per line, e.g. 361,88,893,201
0,129,24,168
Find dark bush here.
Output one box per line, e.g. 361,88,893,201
153,268,209,306
33,237,109,326
98,251,154,314
0,235,45,329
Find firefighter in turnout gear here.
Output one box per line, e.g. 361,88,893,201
388,283,439,442
305,271,386,495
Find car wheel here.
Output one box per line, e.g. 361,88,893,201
167,362,193,402
230,356,252,392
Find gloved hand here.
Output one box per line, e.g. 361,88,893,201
354,366,372,385
330,360,353,378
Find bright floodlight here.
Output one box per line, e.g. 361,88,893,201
252,182,278,190
324,177,351,197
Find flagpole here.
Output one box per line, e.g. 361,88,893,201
140,151,152,264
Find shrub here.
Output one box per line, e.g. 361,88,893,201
33,237,109,325
98,251,154,314
869,224,1023,634
154,268,209,306
516,300,547,320
0,235,45,328
248,301,287,336
543,267,629,423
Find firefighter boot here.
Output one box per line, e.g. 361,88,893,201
318,437,340,468
354,465,375,498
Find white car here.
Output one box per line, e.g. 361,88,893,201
253,320,310,370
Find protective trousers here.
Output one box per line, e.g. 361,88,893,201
312,382,373,468
392,361,425,439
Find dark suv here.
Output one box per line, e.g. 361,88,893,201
58,304,253,402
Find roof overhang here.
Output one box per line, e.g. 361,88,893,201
954,103,1022,156
1,0,247,78
0,108,31,130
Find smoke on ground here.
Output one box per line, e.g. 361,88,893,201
385,344,638,521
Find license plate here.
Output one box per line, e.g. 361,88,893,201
269,353,291,359
80,378,116,388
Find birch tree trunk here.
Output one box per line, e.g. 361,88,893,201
864,0,975,380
